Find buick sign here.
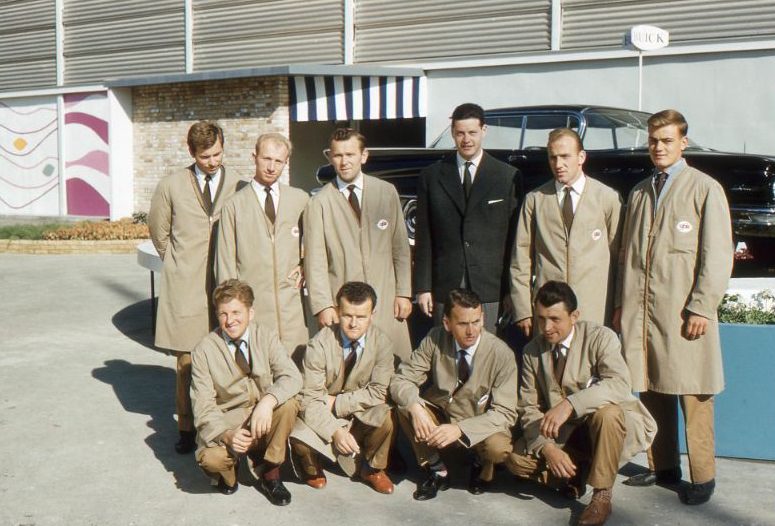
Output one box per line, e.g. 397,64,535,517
625,25,669,51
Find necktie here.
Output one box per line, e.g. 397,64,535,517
344,341,358,380
233,339,250,376
457,349,471,388
203,174,213,215
654,171,668,198
347,184,361,222
463,161,473,199
552,344,567,384
562,186,574,232
264,186,276,224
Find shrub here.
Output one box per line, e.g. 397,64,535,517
718,290,775,324
42,218,149,241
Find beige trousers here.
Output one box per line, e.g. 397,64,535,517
173,351,193,432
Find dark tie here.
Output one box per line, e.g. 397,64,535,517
463,161,473,199
562,187,574,232
456,349,471,393
347,184,361,222
654,171,668,198
203,174,213,214
233,339,250,376
552,344,567,384
264,186,276,224
344,341,359,380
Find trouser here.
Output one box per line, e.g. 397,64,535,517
173,351,193,432
507,404,626,489
196,399,298,486
397,403,512,482
640,391,715,484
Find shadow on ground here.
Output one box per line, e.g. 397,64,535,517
112,298,158,351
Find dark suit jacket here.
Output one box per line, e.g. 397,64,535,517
414,151,522,303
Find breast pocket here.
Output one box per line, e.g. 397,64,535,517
669,218,699,255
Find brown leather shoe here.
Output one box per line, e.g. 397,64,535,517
304,470,327,489
577,490,612,526
360,468,394,494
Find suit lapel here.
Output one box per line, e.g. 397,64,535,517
186,165,209,216
212,166,227,208
438,159,466,215
466,153,495,211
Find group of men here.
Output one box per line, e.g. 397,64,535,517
148,103,733,526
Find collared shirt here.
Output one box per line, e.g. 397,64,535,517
194,165,222,196
223,330,250,363
340,330,366,363
653,158,687,207
554,327,575,358
336,173,364,204
555,173,587,213
251,179,280,214
454,334,482,373
456,150,484,184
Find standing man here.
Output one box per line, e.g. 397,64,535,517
508,281,656,526
149,121,244,454
304,128,412,363
415,102,522,333
614,109,733,505
390,289,518,500
217,132,309,359
291,282,396,495
510,128,622,337
190,279,301,505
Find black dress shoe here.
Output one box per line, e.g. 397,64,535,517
623,466,682,487
680,478,715,505
216,477,238,495
468,463,489,495
174,431,196,454
413,468,450,501
259,478,292,506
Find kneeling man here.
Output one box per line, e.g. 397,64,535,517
291,281,396,494
190,279,302,505
508,281,656,526
390,288,518,500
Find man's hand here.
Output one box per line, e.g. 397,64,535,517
612,307,622,333
327,395,337,412
394,296,412,321
682,312,708,341
542,443,577,480
426,423,462,449
288,265,304,289
408,403,436,442
417,292,434,318
250,395,277,439
516,317,533,338
222,428,254,455
332,427,360,456
316,307,339,328
540,399,574,439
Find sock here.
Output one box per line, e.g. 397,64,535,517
262,463,280,481
428,457,448,477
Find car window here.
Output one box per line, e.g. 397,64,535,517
583,109,649,150
484,116,523,149
521,114,581,148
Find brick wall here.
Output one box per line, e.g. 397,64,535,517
132,76,290,212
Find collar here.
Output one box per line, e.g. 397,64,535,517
340,330,367,355
456,150,484,170
655,158,687,179
222,328,250,350
336,173,364,192
554,327,575,357
554,172,587,195
194,164,222,182
251,178,279,193
454,334,482,357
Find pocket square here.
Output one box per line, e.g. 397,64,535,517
487,199,504,204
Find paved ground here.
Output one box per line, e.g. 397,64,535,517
0,253,773,526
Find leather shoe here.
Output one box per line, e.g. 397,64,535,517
387,449,408,475
304,470,327,490
468,463,489,495
680,478,715,505
174,431,196,454
623,466,682,487
413,468,450,501
577,493,612,525
216,477,238,495
259,478,291,506
360,468,394,494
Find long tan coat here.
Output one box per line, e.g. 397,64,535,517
517,321,656,463
510,176,622,325
149,166,244,352
216,183,309,355
617,166,733,395
190,320,302,453
303,177,412,361
390,328,518,447
291,325,394,460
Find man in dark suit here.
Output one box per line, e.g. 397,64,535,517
415,103,522,333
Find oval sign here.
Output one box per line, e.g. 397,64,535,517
626,25,670,51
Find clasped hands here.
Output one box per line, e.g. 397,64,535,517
222,394,277,454
408,403,462,449
539,399,577,480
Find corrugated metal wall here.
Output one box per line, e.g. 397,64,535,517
62,0,185,84
192,0,343,71
0,0,57,90
562,0,775,49
355,0,551,62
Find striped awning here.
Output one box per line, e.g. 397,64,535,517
290,75,426,122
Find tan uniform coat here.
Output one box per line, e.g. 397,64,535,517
511,176,622,325
149,165,244,352
303,177,412,361
216,183,309,355
390,328,518,447
617,166,733,394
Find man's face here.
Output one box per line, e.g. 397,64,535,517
443,304,483,349
548,135,586,186
535,301,578,346
190,138,224,176
217,297,254,341
328,137,368,183
253,140,289,186
338,297,374,342
648,124,688,171
451,118,486,160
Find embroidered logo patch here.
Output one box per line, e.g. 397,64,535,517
591,229,603,241
290,226,300,237
377,219,389,230
676,221,693,233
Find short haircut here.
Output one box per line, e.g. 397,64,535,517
255,132,292,157
443,288,482,317
213,279,254,309
648,109,688,137
548,128,584,152
336,281,377,310
534,281,578,313
187,121,224,153
450,103,485,126
329,128,366,151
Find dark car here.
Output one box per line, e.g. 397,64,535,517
316,105,775,260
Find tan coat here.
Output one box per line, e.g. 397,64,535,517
216,183,309,355
149,166,244,352
390,328,518,447
517,321,656,463
303,177,412,361
291,325,394,459
511,176,622,325
190,320,302,453
617,166,733,394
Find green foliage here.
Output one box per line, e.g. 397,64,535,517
132,211,148,225
718,290,775,324
0,223,68,240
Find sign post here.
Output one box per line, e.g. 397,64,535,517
624,25,670,110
